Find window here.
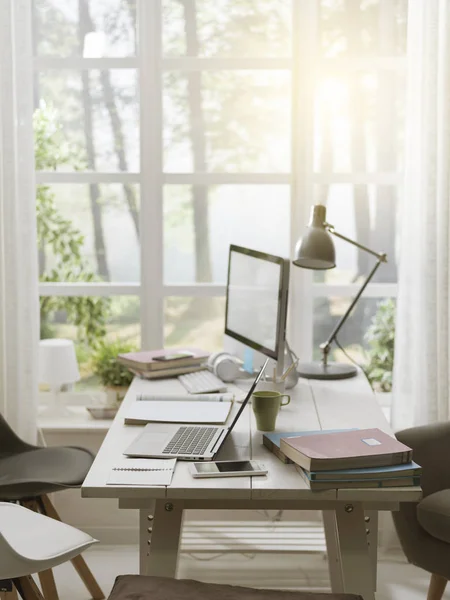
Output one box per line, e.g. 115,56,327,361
309,0,406,372
34,0,406,388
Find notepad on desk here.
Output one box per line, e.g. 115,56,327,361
124,399,233,425
107,458,176,486
137,393,233,403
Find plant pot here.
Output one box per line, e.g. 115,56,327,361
105,385,129,407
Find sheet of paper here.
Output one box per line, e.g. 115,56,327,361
107,458,176,486
124,400,232,424
137,393,233,403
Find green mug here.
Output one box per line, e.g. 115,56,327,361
252,390,290,432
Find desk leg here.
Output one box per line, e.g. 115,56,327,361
139,502,156,575
335,503,375,600
365,510,378,591
322,510,344,593
146,500,184,578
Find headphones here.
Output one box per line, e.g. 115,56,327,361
207,352,243,382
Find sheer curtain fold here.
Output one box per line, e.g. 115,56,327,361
0,0,39,443
393,0,450,430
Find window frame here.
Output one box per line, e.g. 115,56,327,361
35,0,404,368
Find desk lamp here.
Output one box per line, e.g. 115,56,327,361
39,339,80,416
293,204,387,380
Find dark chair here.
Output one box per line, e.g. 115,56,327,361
0,412,104,600
393,422,450,600
107,575,363,600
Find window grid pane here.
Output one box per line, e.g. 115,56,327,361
33,0,407,363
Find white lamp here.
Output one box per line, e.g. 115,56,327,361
39,339,80,416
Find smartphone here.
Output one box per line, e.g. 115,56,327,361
189,460,267,478
153,351,195,362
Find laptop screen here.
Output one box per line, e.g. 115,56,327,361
216,358,269,451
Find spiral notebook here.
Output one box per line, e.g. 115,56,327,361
107,458,176,486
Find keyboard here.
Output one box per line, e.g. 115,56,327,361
162,426,219,455
178,369,227,394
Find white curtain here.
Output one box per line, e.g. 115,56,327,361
392,0,450,430
0,0,39,443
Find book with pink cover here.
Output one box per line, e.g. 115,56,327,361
117,348,209,372
280,428,412,472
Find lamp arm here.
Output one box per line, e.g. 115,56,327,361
320,253,386,363
326,226,387,262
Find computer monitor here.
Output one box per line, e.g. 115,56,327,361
224,245,290,369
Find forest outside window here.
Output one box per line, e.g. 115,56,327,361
35,0,405,398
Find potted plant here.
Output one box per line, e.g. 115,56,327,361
364,298,396,395
92,339,137,407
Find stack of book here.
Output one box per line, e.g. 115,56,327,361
117,348,209,380
263,428,421,490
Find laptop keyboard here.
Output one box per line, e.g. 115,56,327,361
163,426,219,456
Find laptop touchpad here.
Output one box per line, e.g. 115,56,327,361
124,430,172,456
148,432,172,446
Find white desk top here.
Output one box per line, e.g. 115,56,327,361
82,374,422,503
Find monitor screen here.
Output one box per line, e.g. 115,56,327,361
224,245,289,360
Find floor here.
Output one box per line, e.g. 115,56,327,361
49,546,450,599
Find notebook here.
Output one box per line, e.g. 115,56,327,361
137,393,233,403
307,460,422,481
130,365,204,379
280,428,413,472
118,348,209,372
123,399,233,425
295,464,421,490
107,458,176,486
263,429,356,464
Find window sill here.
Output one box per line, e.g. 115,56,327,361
38,406,113,434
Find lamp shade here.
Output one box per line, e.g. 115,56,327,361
39,339,80,386
293,204,336,270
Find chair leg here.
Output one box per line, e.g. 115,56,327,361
6,586,18,600
39,496,104,600
427,573,448,600
36,574,58,600
10,586,18,600
13,577,45,600
0,580,17,600
19,500,59,600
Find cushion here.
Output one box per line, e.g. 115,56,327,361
417,489,450,544
0,446,94,500
107,575,363,600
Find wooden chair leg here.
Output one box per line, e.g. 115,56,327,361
427,573,448,600
10,586,18,600
39,496,104,600
13,577,45,600
36,573,58,600
5,586,18,600
0,580,18,600
19,500,59,600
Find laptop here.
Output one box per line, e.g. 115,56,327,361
124,358,268,461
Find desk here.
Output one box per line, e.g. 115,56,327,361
82,374,421,600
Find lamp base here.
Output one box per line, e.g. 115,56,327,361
297,361,357,380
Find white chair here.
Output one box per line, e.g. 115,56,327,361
0,502,98,600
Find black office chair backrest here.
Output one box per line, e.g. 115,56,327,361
0,412,35,457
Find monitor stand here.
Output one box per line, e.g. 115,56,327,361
282,340,300,390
